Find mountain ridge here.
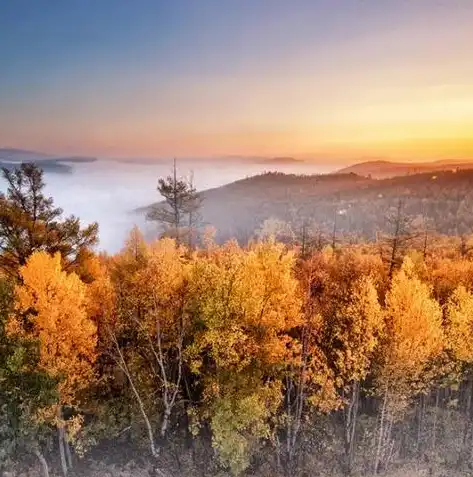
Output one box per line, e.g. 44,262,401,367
138,169,473,243
335,159,473,178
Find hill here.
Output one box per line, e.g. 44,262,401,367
138,169,473,242
0,159,73,174
335,159,473,178
0,147,53,161
0,148,97,174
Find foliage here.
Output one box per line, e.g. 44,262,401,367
375,258,443,410
0,163,98,278
7,251,97,406
5,167,473,476
147,161,203,246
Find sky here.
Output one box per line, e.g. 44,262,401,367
1,0,473,162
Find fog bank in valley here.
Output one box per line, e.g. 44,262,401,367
31,159,334,252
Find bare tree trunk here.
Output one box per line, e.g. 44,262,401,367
65,435,73,469
283,321,309,476
160,408,171,438
112,334,158,458
374,388,389,476
460,379,473,466
432,387,440,451
416,394,425,459
344,381,360,475
34,448,50,477
58,425,68,477
57,407,68,477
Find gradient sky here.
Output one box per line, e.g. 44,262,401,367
1,0,473,161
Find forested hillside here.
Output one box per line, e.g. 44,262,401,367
335,159,473,178
140,169,473,243
3,165,473,477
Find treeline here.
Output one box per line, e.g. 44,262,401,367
3,165,473,477
183,169,473,243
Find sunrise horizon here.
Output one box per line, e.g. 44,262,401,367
1,1,473,162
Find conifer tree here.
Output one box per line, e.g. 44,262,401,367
0,164,98,278
147,160,202,246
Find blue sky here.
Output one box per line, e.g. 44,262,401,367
1,0,473,160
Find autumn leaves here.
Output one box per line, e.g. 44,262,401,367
4,165,473,476
5,232,473,476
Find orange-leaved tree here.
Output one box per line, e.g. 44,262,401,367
297,250,384,475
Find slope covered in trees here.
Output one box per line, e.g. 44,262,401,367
335,159,473,178
138,169,473,244
4,164,473,477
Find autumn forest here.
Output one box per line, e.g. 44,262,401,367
3,164,473,477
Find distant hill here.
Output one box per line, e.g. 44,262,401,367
0,148,53,161
335,159,473,178
138,169,473,242
0,148,97,174
262,157,304,165
53,156,97,164
0,159,73,174
221,155,305,165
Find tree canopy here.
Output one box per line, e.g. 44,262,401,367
0,163,98,278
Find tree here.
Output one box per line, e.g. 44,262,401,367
0,276,56,472
7,251,97,476
446,286,473,365
296,250,385,475
445,286,473,464
331,277,383,475
189,240,302,475
186,171,204,250
379,199,417,279
99,236,194,477
372,258,443,474
256,217,295,243
147,160,202,246
0,163,98,278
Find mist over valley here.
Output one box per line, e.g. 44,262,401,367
0,152,335,252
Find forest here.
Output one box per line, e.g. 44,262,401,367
147,169,473,244
3,164,473,477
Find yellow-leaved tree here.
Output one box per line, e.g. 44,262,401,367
190,240,302,475
331,277,383,475
102,235,193,472
373,257,443,474
7,251,97,476
445,286,473,365
445,286,473,462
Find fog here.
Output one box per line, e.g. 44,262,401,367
26,159,335,253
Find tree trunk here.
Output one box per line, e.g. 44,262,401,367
161,407,171,438
459,379,473,467
374,388,388,476
432,388,440,451
416,394,425,459
58,424,68,477
65,436,73,469
344,381,360,475
349,381,360,474
114,336,158,458
34,448,50,477
57,406,68,477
